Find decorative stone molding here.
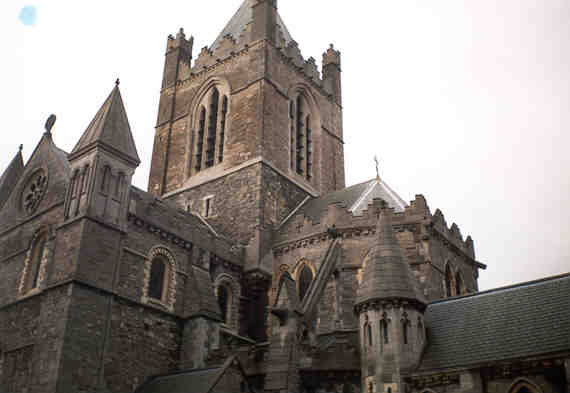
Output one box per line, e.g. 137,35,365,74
19,226,53,296
141,246,178,312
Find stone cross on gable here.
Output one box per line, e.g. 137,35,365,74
374,155,380,179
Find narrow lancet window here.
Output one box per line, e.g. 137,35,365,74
298,265,313,301
148,257,166,301
218,285,230,324
455,272,463,295
29,234,47,290
206,88,219,168
218,96,228,163
290,100,295,170
367,323,373,346
195,107,206,172
381,319,389,344
306,114,312,180
445,264,453,297
296,96,305,175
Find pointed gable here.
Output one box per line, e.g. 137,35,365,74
0,133,71,232
70,83,140,166
210,0,294,51
356,201,427,308
0,147,24,210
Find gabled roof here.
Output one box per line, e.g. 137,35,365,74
356,205,426,308
295,178,408,224
70,83,140,166
0,148,24,210
210,0,293,51
134,356,251,393
420,273,570,371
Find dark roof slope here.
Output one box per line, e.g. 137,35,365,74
297,178,407,224
210,0,293,51
0,148,24,210
420,273,570,371
134,356,250,393
135,366,221,393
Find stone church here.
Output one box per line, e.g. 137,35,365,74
0,1,568,392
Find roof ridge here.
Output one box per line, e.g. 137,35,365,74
429,272,570,306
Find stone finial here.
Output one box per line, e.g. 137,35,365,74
115,78,120,86
19,144,23,152
44,114,56,135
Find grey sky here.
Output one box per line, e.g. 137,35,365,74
1,0,568,291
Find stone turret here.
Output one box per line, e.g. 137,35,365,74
355,199,427,393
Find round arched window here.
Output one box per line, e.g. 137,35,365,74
218,285,230,324
148,257,167,301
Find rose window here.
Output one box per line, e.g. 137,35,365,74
22,170,48,214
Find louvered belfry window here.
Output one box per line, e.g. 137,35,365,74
291,94,312,180
194,87,229,173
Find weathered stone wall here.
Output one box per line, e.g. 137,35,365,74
0,284,71,393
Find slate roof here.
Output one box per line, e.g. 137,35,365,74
134,356,249,393
135,366,221,393
210,0,294,51
356,207,426,308
0,148,24,210
297,178,408,224
419,273,570,371
70,83,140,165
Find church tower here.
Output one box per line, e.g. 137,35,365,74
355,200,428,393
148,0,345,341
148,0,345,266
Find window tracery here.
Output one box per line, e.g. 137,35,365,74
193,85,229,173
290,92,313,181
22,168,48,215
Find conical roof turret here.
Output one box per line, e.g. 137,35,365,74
356,200,427,309
70,81,140,166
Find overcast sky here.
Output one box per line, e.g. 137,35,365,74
1,0,568,291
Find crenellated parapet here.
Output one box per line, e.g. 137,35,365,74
429,208,476,260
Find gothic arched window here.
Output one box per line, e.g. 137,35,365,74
194,86,229,173
205,88,220,168
218,284,230,324
445,264,453,297
455,271,464,295
219,96,228,163
148,256,167,301
290,93,313,181
25,232,48,292
298,265,313,301
380,318,389,344
509,380,541,393
402,319,410,345
195,106,206,172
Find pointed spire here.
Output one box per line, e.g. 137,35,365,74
210,0,293,51
0,146,25,210
356,199,427,309
70,81,140,166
